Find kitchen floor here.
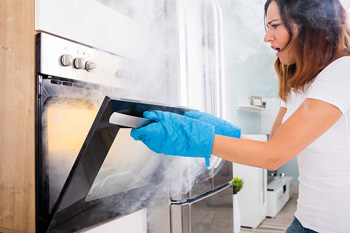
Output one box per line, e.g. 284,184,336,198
240,185,298,233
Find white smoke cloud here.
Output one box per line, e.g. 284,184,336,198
42,1,208,232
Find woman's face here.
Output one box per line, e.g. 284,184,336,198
264,1,296,65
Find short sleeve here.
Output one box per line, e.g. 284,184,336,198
280,99,287,108
307,57,350,115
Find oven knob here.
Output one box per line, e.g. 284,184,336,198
73,58,85,69
85,61,97,72
60,54,73,66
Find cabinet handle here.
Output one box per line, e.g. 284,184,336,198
209,0,226,119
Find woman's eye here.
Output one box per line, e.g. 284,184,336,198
272,24,280,29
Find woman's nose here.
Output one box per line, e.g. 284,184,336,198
264,30,274,43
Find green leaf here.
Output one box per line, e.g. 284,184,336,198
231,176,244,194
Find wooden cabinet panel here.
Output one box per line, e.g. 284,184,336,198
0,0,36,232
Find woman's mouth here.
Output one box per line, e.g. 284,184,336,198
272,46,281,55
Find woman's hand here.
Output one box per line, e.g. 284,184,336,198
130,111,215,167
184,111,241,138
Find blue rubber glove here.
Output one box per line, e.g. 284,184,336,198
130,111,215,167
184,111,241,138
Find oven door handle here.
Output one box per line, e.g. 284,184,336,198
109,112,154,128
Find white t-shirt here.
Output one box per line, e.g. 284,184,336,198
280,56,350,233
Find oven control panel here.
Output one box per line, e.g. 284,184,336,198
60,54,97,72
39,32,131,89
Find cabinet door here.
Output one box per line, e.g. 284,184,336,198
0,0,36,232
35,0,148,59
233,139,268,229
83,209,147,233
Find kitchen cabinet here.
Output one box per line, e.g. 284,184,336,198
232,135,268,229
0,1,36,232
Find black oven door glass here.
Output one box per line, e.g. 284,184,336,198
44,98,99,213
46,96,191,232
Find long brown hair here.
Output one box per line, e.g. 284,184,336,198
264,0,350,101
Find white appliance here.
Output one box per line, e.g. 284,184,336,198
233,134,268,229
179,0,227,119
266,176,293,218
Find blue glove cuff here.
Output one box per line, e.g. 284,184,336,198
184,111,241,139
205,157,210,167
204,125,215,167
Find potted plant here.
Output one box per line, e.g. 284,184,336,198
231,176,244,233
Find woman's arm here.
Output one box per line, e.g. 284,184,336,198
211,98,342,170
241,106,286,140
270,107,287,139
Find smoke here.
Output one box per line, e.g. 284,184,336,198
82,127,209,231
96,0,175,104
339,0,350,16
40,1,212,232
223,0,269,64
42,93,209,228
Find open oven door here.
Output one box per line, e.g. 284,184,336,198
43,96,192,233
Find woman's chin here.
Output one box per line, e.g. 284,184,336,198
278,57,294,66
277,52,296,65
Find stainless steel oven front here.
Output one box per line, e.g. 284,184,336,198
35,32,188,233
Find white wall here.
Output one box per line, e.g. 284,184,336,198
220,0,278,135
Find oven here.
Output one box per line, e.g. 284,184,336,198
35,32,189,232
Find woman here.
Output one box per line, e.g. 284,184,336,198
131,0,350,232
